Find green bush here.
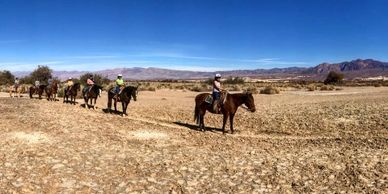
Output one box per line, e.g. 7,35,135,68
0,70,15,85
324,71,344,85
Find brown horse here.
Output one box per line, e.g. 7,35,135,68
194,92,256,134
82,85,103,109
107,86,138,116
29,85,46,99
45,81,59,101
63,83,80,104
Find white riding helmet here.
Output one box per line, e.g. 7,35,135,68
215,73,221,78
118,74,123,77
68,77,72,80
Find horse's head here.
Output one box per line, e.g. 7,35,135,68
243,92,256,112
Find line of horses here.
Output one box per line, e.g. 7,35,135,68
13,81,140,116
8,82,257,134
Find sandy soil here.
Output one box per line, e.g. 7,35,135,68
0,87,387,193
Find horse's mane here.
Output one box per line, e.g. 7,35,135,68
123,85,137,92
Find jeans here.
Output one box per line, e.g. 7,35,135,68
115,86,121,94
212,92,221,101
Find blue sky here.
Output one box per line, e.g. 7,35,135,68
0,0,387,71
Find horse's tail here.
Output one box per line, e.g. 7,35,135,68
194,105,199,124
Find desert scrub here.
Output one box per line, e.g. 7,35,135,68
245,86,258,94
139,86,156,92
306,84,316,91
228,85,241,91
189,85,209,92
260,86,280,94
320,85,335,91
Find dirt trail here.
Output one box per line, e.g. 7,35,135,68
0,87,387,193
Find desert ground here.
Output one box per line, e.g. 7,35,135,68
0,87,387,193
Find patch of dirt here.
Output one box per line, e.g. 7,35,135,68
128,130,169,140
7,131,51,144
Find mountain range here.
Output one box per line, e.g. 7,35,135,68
12,59,388,81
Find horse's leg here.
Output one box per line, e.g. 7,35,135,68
114,99,117,112
230,113,235,134
122,102,127,116
222,113,229,134
199,109,206,131
107,97,112,113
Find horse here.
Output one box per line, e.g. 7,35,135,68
63,83,80,104
107,86,138,116
45,81,59,101
29,85,46,99
194,92,256,134
82,85,103,109
9,84,26,98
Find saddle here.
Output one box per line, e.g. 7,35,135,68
206,91,228,105
111,86,125,101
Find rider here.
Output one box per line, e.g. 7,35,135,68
66,77,74,94
83,75,95,95
47,78,53,87
35,80,40,88
14,77,20,90
115,74,124,95
212,73,223,113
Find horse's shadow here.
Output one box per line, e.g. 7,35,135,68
102,108,125,115
173,121,224,133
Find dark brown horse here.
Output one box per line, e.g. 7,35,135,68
194,92,256,134
29,85,46,99
82,85,103,109
63,83,80,104
45,81,59,101
107,86,138,116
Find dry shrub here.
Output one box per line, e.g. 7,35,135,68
229,85,241,91
147,87,156,92
245,86,258,94
260,86,280,95
374,83,382,87
306,84,316,91
320,85,335,91
189,85,208,92
139,86,156,92
294,84,302,89
174,85,185,90
335,87,343,91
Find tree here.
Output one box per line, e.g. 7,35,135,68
324,71,344,85
22,65,53,84
0,70,15,85
79,73,110,86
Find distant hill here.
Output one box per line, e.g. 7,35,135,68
12,59,388,81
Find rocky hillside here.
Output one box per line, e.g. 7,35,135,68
12,59,388,81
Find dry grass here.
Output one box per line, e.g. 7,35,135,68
260,86,280,94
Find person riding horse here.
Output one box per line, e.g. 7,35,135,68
66,77,74,96
14,77,20,91
83,75,95,97
212,73,224,113
35,80,40,88
47,78,53,88
114,74,125,100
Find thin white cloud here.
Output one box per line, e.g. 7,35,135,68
0,40,24,44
